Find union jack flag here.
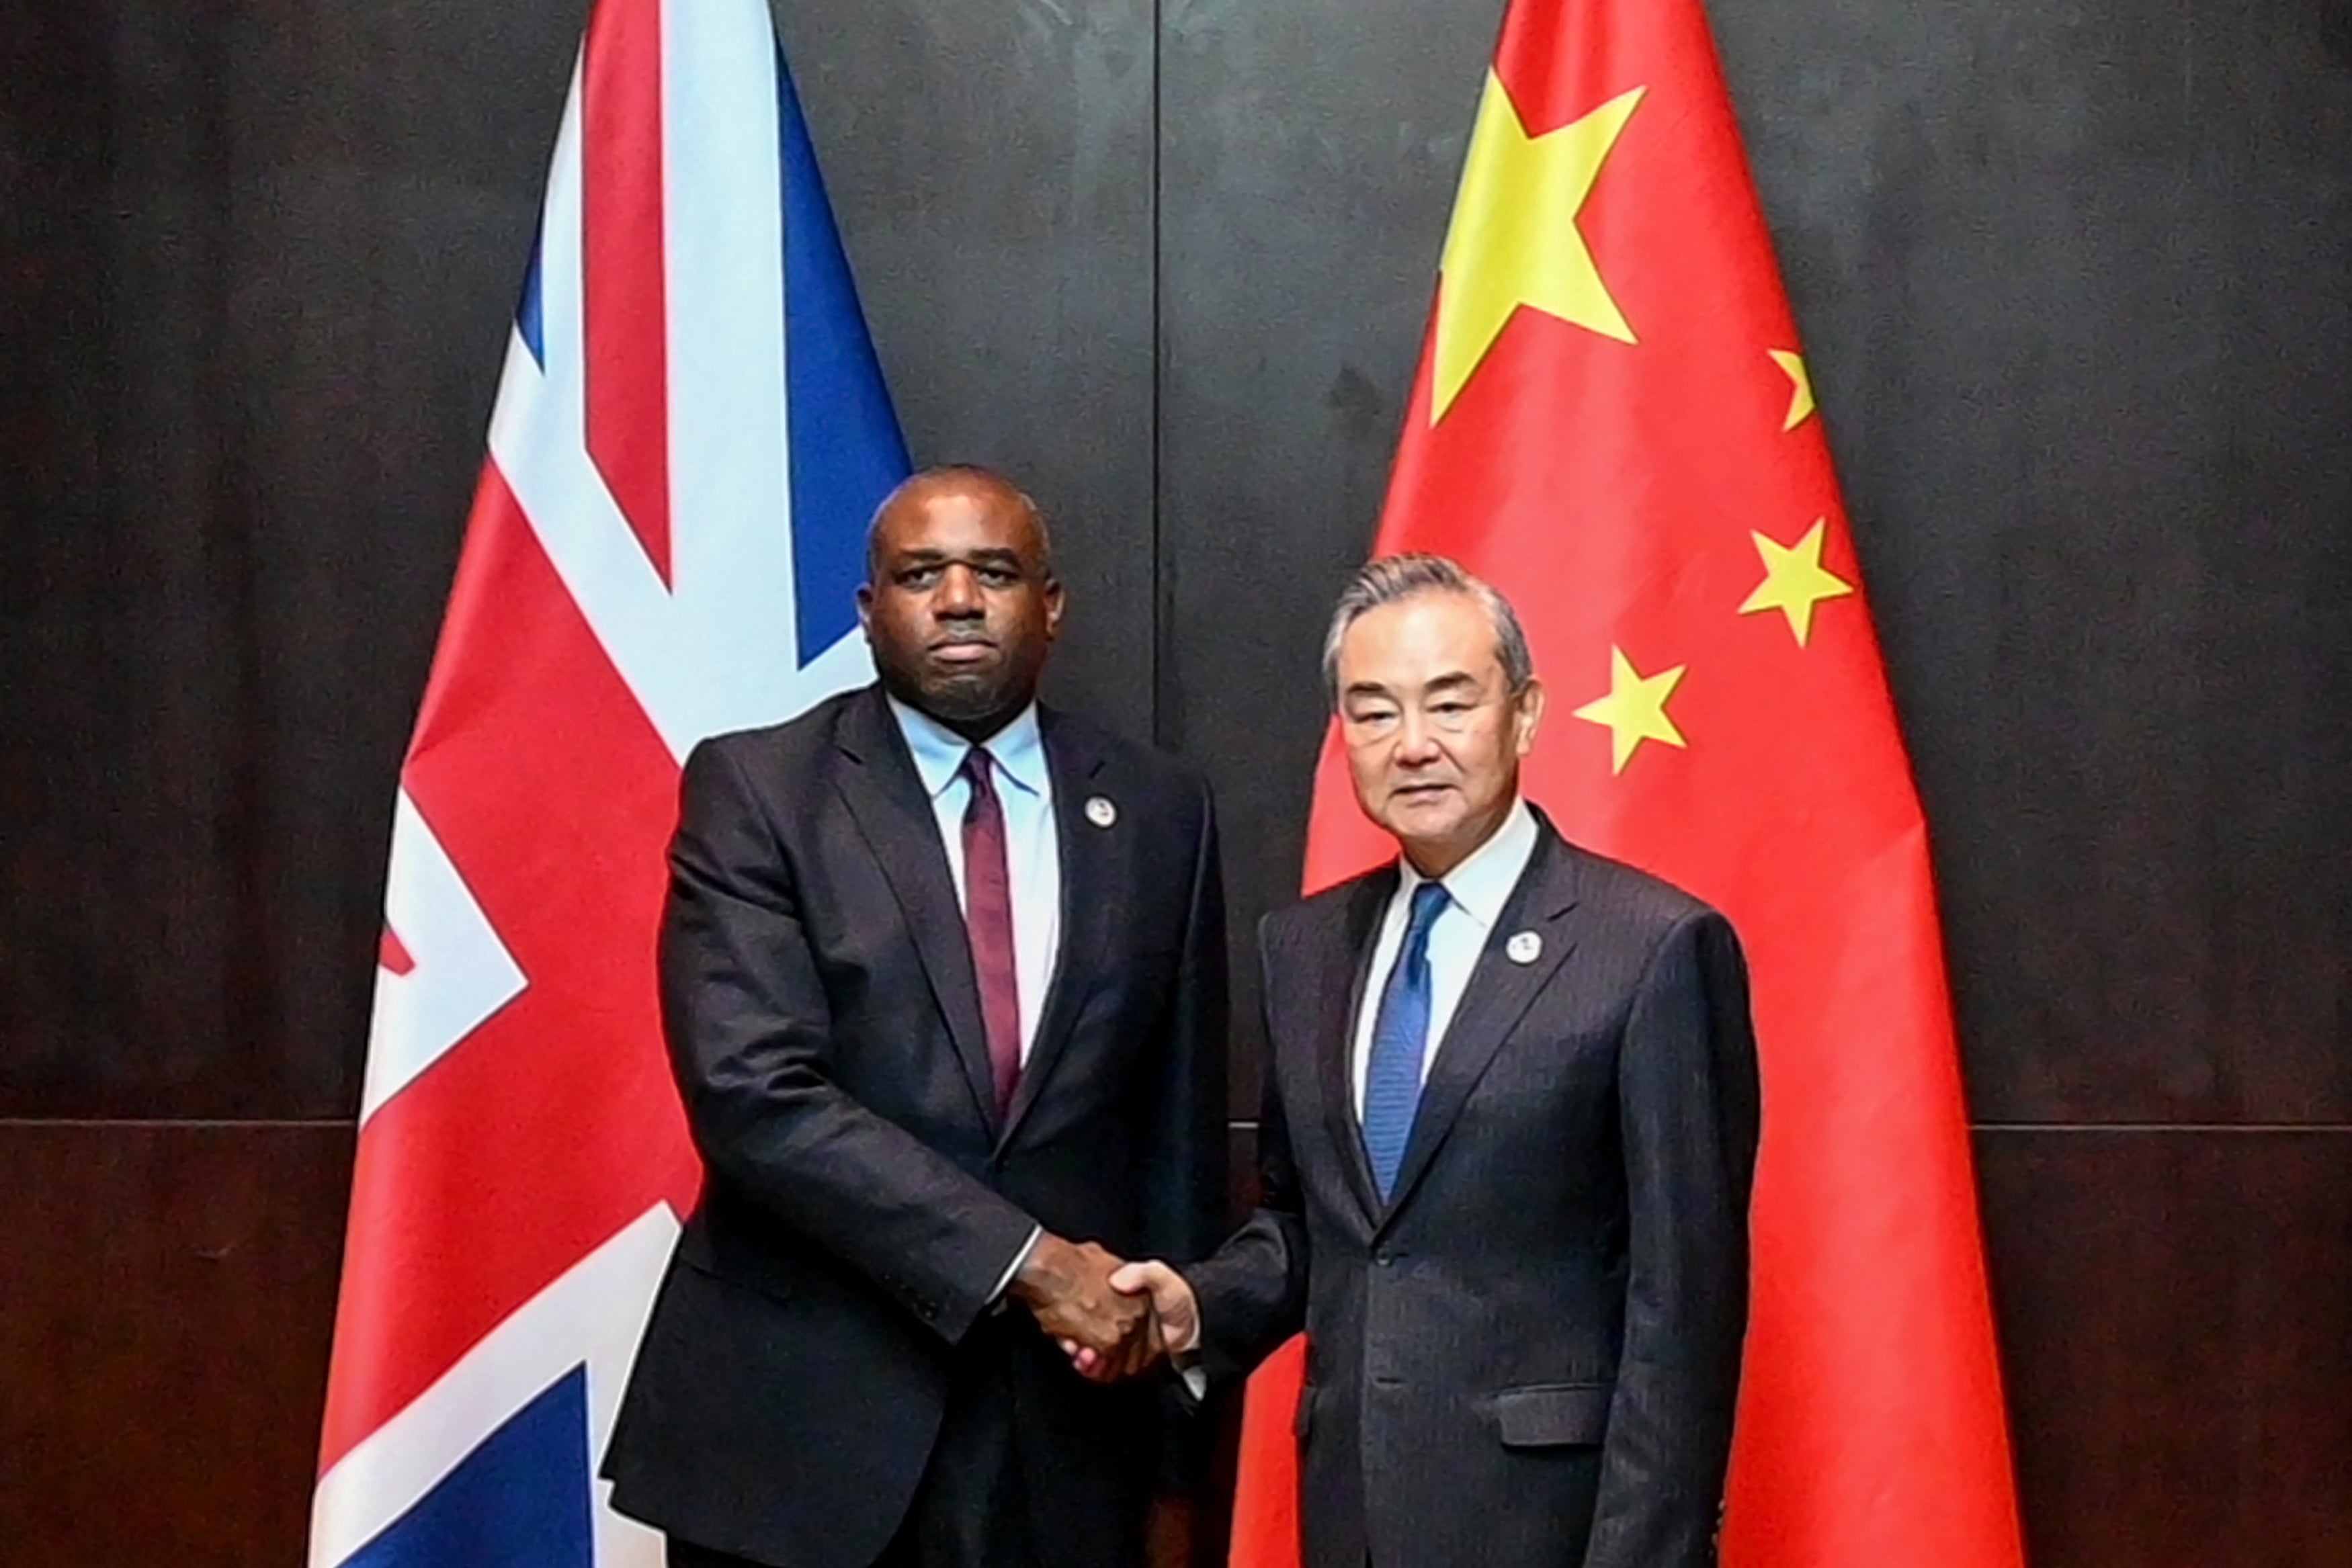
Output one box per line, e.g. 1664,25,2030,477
308,3,907,1562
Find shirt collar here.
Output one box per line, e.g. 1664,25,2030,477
1398,796,1538,932
887,694,1050,801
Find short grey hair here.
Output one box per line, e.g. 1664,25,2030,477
1320,554,1534,709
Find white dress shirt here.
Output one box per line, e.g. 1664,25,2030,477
1351,797,1540,1118
888,696,1062,1063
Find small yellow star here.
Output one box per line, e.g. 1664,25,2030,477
1429,74,1645,423
1768,349,1815,430
1572,646,1688,774
1739,519,1853,646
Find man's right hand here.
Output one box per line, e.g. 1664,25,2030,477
1111,1260,1200,1355
1060,1258,1200,1382
1011,1233,1161,1379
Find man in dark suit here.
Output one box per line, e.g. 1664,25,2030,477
1103,554,1759,1568
604,467,1228,1568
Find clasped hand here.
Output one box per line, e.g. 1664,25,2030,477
1011,1234,1199,1385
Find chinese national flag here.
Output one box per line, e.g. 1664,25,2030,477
1226,0,2025,1564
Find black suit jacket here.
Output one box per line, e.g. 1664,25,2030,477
1188,816,1759,1568
603,685,1227,1568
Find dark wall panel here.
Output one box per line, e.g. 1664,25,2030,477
0,1122,349,1568
0,1,578,1120
1716,0,2352,1125
1155,0,1501,1113
1978,1129,2352,1567
775,0,1161,730
208,0,584,1120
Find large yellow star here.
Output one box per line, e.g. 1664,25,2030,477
1429,75,1645,423
1572,645,1687,773
1739,519,1853,646
1768,349,1815,429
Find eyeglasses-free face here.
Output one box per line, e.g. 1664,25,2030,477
1335,590,1544,879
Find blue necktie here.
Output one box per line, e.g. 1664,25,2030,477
1363,881,1450,1201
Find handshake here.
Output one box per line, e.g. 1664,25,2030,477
1009,1233,1200,1384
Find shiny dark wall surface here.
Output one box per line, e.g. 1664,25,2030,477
3,1,2348,1563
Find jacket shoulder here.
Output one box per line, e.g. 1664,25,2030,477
685,687,866,778
1550,832,1734,941
1258,862,1392,955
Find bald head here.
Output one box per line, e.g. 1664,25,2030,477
866,466,1053,580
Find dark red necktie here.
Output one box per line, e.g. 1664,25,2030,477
958,748,1021,1118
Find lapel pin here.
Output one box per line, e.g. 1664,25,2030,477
1084,795,1118,828
1506,930,1542,965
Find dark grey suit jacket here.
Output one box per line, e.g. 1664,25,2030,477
1188,815,1758,1568
603,684,1227,1568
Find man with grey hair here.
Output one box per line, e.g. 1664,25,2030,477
1318,552,1536,705
1098,552,1761,1568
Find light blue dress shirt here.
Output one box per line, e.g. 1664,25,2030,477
887,696,1062,1063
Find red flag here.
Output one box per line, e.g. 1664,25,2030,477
1228,0,2024,1563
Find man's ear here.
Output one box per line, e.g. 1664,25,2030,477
1512,679,1546,757
855,582,874,634
1043,578,1066,640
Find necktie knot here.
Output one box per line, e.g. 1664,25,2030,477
1403,880,1451,948
959,746,999,805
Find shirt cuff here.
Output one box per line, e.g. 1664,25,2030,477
989,1224,1044,1304
1177,1358,1208,1401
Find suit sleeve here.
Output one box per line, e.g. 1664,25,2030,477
1137,774,1230,1268
659,738,1038,1345
1183,912,1313,1385
1583,910,1762,1568
1135,777,1232,1481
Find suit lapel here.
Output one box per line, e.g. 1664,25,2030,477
999,708,1105,1145
1315,871,1396,1229
1378,827,1583,1227
831,687,1000,1133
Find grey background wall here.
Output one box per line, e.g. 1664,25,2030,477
3,0,2349,1563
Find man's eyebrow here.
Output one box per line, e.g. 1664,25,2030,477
889,546,1025,566
1423,670,1482,696
1342,680,1397,701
